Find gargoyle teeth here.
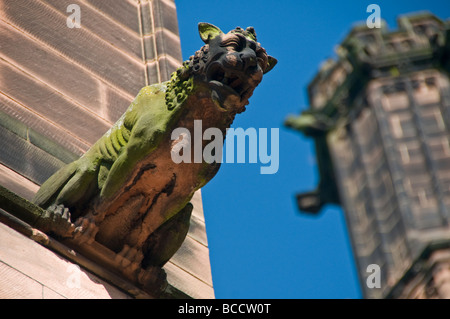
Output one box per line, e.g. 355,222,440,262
208,65,255,101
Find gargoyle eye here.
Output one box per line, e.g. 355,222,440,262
220,36,243,51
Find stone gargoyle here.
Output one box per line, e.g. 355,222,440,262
32,22,276,291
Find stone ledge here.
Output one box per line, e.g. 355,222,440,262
0,184,190,299
0,222,131,299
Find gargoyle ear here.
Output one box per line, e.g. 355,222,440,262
198,22,223,43
264,56,277,74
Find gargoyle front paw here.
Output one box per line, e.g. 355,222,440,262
115,244,144,278
40,204,75,237
72,216,98,245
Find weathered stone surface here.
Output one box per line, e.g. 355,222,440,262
32,23,276,294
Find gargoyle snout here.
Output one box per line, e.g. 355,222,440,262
239,49,258,72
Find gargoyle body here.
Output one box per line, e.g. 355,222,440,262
33,23,276,289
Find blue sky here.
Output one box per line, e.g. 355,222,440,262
176,1,450,298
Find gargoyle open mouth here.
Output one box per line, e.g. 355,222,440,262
207,63,256,108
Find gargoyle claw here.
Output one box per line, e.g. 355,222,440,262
115,244,144,278
41,204,75,237
73,216,98,245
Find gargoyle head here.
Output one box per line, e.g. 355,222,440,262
189,23,277,113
